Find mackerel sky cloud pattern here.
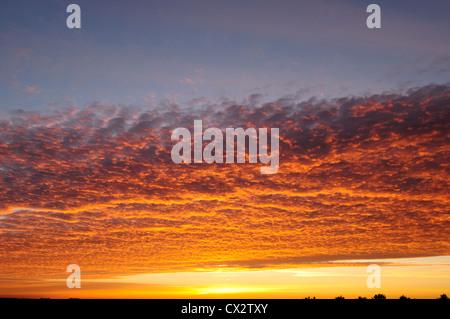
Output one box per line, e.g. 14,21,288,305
1,84,449,278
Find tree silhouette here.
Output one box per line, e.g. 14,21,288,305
373,293,386,299
438,294,448,300
399,295,410,300
335,295,345,300
358,296,367,300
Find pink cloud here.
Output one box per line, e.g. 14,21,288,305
23,85,41,94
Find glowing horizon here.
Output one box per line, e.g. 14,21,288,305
1,256,449,299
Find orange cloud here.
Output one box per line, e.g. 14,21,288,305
0,84,449,283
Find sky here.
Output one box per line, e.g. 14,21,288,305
1,0,449,110
0,0,449,298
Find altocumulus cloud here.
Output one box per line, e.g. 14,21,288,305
0,84,449,278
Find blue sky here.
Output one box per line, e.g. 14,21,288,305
0,0,449,111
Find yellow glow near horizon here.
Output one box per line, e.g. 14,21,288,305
2,256,447,299
197,287,270,295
